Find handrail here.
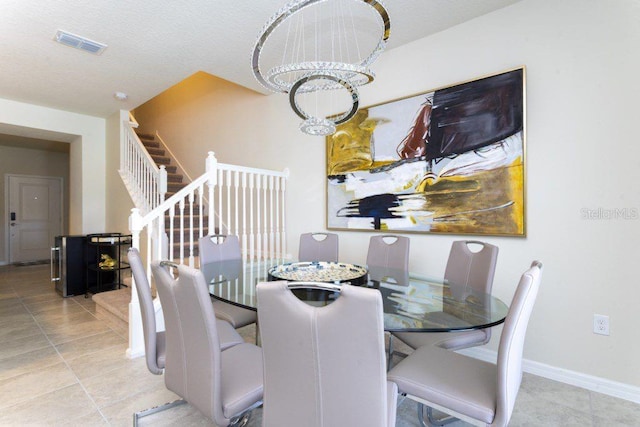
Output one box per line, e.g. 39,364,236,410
120,120,167,214
124,123,161,175
129,151,289,266
128,112,139,128
156,131,194,183
218,161,291,177
140,169,210,221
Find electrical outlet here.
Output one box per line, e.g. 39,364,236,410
593,314,609,336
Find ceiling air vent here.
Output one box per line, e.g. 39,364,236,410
54,30,107,55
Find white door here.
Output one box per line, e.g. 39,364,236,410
8,175,63,263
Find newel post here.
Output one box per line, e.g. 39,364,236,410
206,151,218,186
129,208,143,250
158,165,168,204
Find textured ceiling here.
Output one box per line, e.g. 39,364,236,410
0,0,521,119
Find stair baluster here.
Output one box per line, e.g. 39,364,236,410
123,120,289,359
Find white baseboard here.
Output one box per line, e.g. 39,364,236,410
126,347,145,359
459,347,640,404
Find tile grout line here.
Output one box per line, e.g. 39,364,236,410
588,390,596,426
15,279,112,424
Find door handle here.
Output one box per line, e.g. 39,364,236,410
51,247,60,282
10,223,16,227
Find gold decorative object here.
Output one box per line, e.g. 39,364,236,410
99,254,116,270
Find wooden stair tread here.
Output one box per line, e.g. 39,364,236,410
142,140,160,148
146,147,165,156
152,156,171,164
136,127,209,261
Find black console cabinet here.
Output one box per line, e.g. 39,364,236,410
51,233,132,298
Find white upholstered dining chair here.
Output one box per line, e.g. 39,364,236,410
198,234,257,329
366,235,410,271
257,281,398,427
390,240,499,357
130,248,244,425
388,261,542,427
298,232,339,262
152,261,264,426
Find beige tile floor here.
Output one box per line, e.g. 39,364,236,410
1,263,639,426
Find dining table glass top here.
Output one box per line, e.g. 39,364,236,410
203,259,509,332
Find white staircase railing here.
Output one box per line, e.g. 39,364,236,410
129,151,289,266
125,151,289,358
119,120,167,215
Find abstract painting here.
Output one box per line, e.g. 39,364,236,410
326,67,525,236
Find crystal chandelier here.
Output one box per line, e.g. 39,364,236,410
251,0,391,136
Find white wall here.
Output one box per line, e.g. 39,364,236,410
363,0,640,387
0,98,107,235
133,0,640,389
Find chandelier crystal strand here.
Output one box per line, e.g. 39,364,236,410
251,0,390,135
331,1,336,64
281,13,292,72
340,0,349,62
349,1,362,61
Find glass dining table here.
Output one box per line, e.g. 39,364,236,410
203,259,509,333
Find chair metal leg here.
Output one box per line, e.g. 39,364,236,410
133,399,186,426
387,334,395,369
417,403,458,427
255,321,260,346
229,411,252,427
229,400,262,427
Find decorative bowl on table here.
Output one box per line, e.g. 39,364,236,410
268,261,368,285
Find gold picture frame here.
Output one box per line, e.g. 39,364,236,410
326,67,526,236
